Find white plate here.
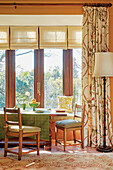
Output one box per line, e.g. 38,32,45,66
35,108,47,113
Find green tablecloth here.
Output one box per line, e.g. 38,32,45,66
0,113,49,140
0,109,74,141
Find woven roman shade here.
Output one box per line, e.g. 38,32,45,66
40,27,67,49
0,27,9,49
68,26,82,49
10,27,38,49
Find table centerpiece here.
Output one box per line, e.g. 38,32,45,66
29,98,40,111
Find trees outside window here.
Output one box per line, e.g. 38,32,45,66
0,50,5,110
2,48,82,109
73,48,82,106
15,49,34,108
44,49,63,109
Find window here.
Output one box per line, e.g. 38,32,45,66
73,48,82,105
44,49,63,108
3,26,82,109
0,50,5,110
15,49,34,108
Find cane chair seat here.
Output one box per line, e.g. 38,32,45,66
8,125,41,133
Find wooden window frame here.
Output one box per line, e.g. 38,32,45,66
5,49,73,108
63,49,73,96
6,50,15,108
34,49,44,108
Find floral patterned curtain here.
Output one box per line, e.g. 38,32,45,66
82,6,113,147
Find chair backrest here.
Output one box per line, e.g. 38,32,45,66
4,107,22,129
58,96,73,112
74,104,85,123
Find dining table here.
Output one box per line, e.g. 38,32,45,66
0,108,74,148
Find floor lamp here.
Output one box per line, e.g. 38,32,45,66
93,52,113,152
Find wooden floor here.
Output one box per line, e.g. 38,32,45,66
0,139,99,154
51,140,98,153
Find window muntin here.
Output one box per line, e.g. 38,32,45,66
0,50,5,110
73,48,82,106
15,49,34,108
44,49,63,109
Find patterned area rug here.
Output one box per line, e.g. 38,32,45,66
0,152,113,170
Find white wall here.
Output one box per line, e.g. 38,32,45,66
0,15,82,26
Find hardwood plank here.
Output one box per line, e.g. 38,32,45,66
40,49,44,108
63,49,73,96
34,49,44,107
34,49,38,102
5,50,15,108
0,139,99,154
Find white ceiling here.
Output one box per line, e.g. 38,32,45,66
0,15,83,26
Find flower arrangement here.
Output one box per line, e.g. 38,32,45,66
29,98,40,111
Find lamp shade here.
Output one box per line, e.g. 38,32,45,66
93,52,113,77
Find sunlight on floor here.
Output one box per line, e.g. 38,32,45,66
26,162,36,167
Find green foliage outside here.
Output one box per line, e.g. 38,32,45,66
44,66,63,108
73,78,82,107
0,51,5,110
44,53,82,109
73,53,82,108
16,70,34,108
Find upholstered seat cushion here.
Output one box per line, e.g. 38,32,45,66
55,119,82,128
8,125,41,133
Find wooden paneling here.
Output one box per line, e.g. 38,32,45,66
5,50,15,108
34,49,44,108
63,49,73,96
0,0,111,15
34,50,38,103
69,50,73,96
0,6,82,15
0,0,112,14
40,50,44,108
0,0,111,2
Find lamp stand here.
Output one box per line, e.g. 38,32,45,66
97,77,112,152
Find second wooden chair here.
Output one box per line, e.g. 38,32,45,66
55,104,85,151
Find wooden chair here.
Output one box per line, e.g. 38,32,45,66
4,107,41,160
55,104,85,151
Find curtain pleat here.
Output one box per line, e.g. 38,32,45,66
82,6,113,147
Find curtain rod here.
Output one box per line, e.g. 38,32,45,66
84,3,112,7
0,3,112,8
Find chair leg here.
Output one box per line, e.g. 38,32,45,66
81,128,84,149
36,132,40,155
55,127,58,146
4,134,8,157
73,130,76,143
64,128,66,151
18,133,22,160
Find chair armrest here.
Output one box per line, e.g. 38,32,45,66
6,121,19,125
